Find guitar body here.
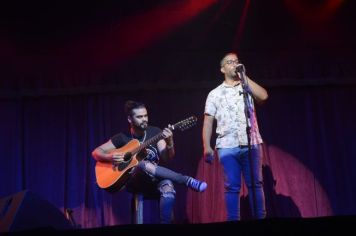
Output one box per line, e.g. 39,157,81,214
95,139,141,192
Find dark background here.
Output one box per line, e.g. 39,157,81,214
1,0,355,227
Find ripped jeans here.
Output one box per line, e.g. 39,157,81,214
126,161,189,224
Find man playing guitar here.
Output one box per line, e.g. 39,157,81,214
92,100,207,224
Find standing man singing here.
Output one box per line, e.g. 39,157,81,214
202,52,268,220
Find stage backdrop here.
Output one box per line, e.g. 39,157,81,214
1,0,356,229
1,84,355,227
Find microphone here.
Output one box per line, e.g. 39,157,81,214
235,63,245,73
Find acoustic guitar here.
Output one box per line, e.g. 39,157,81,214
95,116,197,192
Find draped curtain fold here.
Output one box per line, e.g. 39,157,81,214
1,85,355,227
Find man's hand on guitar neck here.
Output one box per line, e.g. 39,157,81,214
162,125,174,147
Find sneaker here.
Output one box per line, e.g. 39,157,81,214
186,177,207,192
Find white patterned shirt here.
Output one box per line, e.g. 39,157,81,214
204,82,263,148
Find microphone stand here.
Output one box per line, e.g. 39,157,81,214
237,65,258,219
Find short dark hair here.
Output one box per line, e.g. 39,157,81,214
124,100,146,116
220,52,238,67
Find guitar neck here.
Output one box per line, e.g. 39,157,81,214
136,133,164,153
131,116,196,154
134,125,176,154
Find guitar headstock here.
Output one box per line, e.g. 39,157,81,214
173,116,198,132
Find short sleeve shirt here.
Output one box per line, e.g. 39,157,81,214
204,82,263,148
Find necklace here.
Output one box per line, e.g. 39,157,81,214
131,130,146,144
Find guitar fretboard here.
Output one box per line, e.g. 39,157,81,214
135,132,165,153
130,116,196,154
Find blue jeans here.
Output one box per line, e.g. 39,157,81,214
217,145,266,220
126,161,177,224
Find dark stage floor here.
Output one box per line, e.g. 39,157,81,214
2,216,355,236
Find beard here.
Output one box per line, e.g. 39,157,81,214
232,70,240,79
136,122,148,131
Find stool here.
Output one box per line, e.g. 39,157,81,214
131,193,144,224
